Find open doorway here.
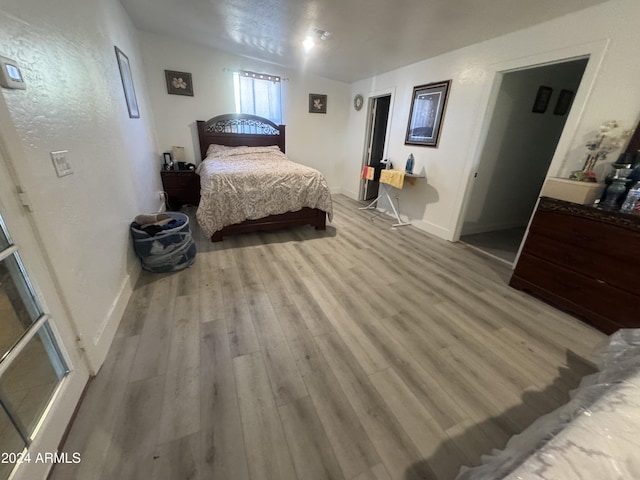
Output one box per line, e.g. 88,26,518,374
361,94,392,201
460,58,589,264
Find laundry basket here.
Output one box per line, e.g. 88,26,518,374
130,212,196,273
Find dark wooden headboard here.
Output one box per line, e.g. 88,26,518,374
196,113,286,159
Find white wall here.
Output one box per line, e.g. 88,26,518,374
342,0,640,241
0,0,160,372
138,31,351,190
462,59,588,235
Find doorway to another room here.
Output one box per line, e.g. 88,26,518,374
361,94,392,201
460,58,589,264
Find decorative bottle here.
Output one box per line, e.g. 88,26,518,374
599,177,627,211
620,181,640,214
405,153,414,174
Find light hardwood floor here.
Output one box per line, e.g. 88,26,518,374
50,194,606,480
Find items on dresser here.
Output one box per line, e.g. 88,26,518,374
540,177,605,205
599,175,628,211
510,197,640,334
620,181,640,214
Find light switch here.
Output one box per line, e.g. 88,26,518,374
50,150,73,177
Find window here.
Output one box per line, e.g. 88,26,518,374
233,70,282,124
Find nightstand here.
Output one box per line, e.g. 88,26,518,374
160,170,200,210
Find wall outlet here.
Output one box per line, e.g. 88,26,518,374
158,191,167,202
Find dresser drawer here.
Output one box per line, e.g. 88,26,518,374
529,210,640,260
520,233,634,294
511,253,639,331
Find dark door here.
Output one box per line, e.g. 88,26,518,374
364,95,391,201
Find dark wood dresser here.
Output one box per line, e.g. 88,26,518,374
160,170,200,211
510,196,640,334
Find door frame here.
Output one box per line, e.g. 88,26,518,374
451,39,610,245
0,98,90,480
359,87,396,200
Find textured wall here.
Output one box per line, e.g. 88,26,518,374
0,0,160,369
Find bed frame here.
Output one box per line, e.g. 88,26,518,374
196,113,327,242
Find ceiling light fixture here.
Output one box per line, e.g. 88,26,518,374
302,28,331,53
316,29,331,41
303,36,315,52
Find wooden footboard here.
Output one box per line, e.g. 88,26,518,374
211,208,327,242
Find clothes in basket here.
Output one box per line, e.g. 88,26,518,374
130,212,196,273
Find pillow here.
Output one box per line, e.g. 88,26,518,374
206,144,282,158
205,144,236,156
219,145,283,157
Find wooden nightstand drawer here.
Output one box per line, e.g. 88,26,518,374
160,170,200,210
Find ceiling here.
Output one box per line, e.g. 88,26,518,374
120,0,611,83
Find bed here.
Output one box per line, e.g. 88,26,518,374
457,329,640,479
195,113,333,242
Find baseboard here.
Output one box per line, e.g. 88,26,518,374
88,261,142,374
461,221,527,236
411,218,451,240
334,187,359,200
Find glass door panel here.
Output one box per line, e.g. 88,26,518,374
0,405,26,479
0,254,43,359
0,221,9,251
0,324,66,437
0,207,70,480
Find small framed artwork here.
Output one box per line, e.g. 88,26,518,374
532,85,553,113
165,70,194,96
405,80,451,147
115,46,140,118
553,89,574,116
309,94,327,114
163,152,173,170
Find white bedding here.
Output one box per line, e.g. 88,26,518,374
457,329,640,480
195,145,333,237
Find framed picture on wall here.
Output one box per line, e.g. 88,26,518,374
553,89,574,116
532,85,553,113
114,46,140,118
165,70,194,96
405,80,451,147
309,94,327,113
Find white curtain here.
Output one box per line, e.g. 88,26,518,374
234,71,282,124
